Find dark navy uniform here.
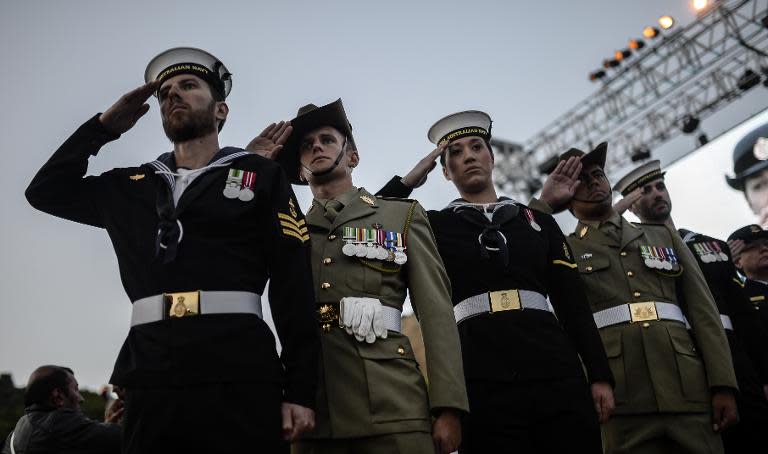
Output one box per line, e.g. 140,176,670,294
25,115,319,453
680,230,768,452
378,178,612,454
742,279,768,331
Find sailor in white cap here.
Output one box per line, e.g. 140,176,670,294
378,110,615,453
25,47,319,453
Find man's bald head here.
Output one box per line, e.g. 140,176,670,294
24,365,76,408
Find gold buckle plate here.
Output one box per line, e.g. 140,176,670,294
317,304,339,333
165,291,200,318
629,302,658,323
489,289,522,313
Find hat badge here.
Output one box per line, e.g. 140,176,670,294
753,137,768,161
751,225,762,233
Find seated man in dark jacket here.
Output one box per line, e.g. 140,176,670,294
2,366,121,454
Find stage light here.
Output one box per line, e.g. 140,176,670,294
603,58,620,69
589,70,607,81
631,146,652,162
681,115,700,134
643,27,660,39
738,69,761,91
762,15,768,29
692,0,708,12
658,16,675,30
615,49,631,61
629,39,645,50
698,133,709,146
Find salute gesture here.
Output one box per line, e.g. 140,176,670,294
539,155,582,211
246,121,293,159
99,81,161,135
400,144,448,188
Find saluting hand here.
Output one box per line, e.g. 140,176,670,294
432,409,462,454
711,389,739,432
400,144,448,189
727,239,745,262
246,121,292,160
613,187,642,215
591,381,615,424
281,402,315,441
99,81,161,136
539,156,582,212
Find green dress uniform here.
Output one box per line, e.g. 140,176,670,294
293,186,469,453
567,213,738,454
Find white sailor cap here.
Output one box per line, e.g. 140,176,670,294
428,110,493,146
613,159,666,196
144,47,232,99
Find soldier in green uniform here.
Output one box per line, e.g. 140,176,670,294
268,99,469,454
553,143,739,454
614,161,768,453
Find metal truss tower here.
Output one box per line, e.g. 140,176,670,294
493,0,768,199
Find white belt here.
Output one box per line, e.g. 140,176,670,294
721,314,733,331
381,306,403,332
131,291,263,327
454,289,552,324
593,301,690,329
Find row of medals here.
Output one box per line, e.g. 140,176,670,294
693,242,729,263
223,169,256,202
341,227,408,265
640,245,678,270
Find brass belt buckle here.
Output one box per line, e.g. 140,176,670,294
165,291,201,318
629,301,658,323
489,289,522,313
317,304,339,333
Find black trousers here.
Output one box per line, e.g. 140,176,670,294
460,377,602,454
122,382,286,454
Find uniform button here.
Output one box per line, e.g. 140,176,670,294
323,257,333,265
621,251,627,257
397,346,405,355
642,322,650,328
627,271,634,277
328,234,337,241
586,266,593,272
633,292,641,297
321,282,331,289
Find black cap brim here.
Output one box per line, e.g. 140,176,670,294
726,159,768,191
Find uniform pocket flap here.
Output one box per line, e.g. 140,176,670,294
577,256,610,274
669,329,698,357
356,337,416,361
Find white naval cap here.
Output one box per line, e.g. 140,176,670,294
427,110,493,146
144,47,232,98
613,159,666,196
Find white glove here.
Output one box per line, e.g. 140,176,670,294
340,297,388,343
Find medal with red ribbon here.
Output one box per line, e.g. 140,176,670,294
239,171,257,202
523,208,541,232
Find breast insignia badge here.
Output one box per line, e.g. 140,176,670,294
360,195,375,205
